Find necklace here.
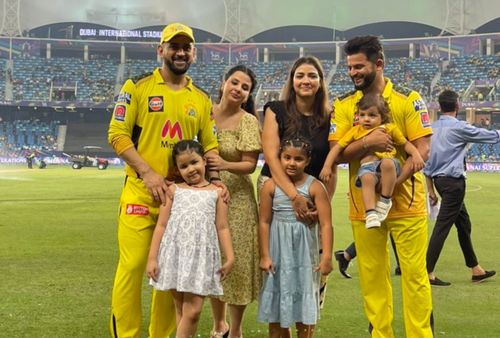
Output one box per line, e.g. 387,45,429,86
189,182,211,188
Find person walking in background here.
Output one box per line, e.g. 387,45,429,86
147,140,234,338
258,137,333,338
329,36,434,337
424,89,498,286
206,65,262,338
334,236,401,279
107,23,220,338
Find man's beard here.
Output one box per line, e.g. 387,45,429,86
352,70,376,90
166,57,190,75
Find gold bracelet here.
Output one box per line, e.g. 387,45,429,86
291,193,299,201
362,136,368,149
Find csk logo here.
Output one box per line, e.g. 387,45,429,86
161,120,183,139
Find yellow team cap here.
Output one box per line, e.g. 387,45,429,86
160,23,195,44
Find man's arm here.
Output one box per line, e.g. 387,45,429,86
262,106,310,219
108,79,170,205
335,129,394,163
395,135,431,186
119,146,170,205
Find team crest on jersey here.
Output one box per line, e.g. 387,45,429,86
184,103,197,118
413,99,427,112
420,111,431,128
116,92,131,104
114,105,126,121
125,204,149,216
148,96,164,112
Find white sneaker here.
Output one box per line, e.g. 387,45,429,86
375,200,393,222
365,213,381,229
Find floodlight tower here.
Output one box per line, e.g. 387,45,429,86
0,0,22,36
221,0,241,42
440,0,472,35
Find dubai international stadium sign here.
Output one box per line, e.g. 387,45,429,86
79,28,162,39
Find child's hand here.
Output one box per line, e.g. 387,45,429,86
319,167,332,184
259,256,275,274
218,259,234,281
315,257,333,276
146,258,159,282
411,154,425,172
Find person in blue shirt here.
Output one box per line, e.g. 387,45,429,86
424,89,499,286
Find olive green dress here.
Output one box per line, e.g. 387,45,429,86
217,113,262,305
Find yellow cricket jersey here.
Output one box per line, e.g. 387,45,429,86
329,78,433,220
108,68,218,179
338,123,407,159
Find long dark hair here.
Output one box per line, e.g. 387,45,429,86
280,56,330,136
218,64,257,116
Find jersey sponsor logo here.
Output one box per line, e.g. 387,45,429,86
161,120,183,139
148,96,164,112
413,99,427,112
114,105,126,121
420,111,431,128
125,204,149,216
116,92,131,104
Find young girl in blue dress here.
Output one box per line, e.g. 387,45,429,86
258,137,333,338
146,140,234,338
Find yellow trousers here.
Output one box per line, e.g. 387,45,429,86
110,176,176,338
352,216,433,338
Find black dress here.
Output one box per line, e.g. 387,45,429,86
260,100,330,179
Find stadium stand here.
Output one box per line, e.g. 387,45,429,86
0,34,498,163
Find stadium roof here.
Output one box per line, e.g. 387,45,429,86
18,0,500,40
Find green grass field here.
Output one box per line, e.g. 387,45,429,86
0,165,499,337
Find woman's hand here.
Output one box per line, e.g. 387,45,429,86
292,194,318,225
205,153,228,171
212,179,230,203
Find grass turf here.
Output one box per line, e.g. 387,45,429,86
0,165,498,337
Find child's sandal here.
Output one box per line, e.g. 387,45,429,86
210,330,229,338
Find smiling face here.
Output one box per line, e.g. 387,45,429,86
222,70,253,105
175,150,206,185
159,35,195,75
358,106,383,129
293,63,321,99
279,145,310,181
347,52,378,91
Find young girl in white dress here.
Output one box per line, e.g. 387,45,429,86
258,137,333,338
147,140,234,338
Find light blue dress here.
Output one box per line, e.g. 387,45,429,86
257,175,321,328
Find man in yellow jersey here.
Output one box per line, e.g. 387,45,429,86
329,36,434,338
108,23,219,338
